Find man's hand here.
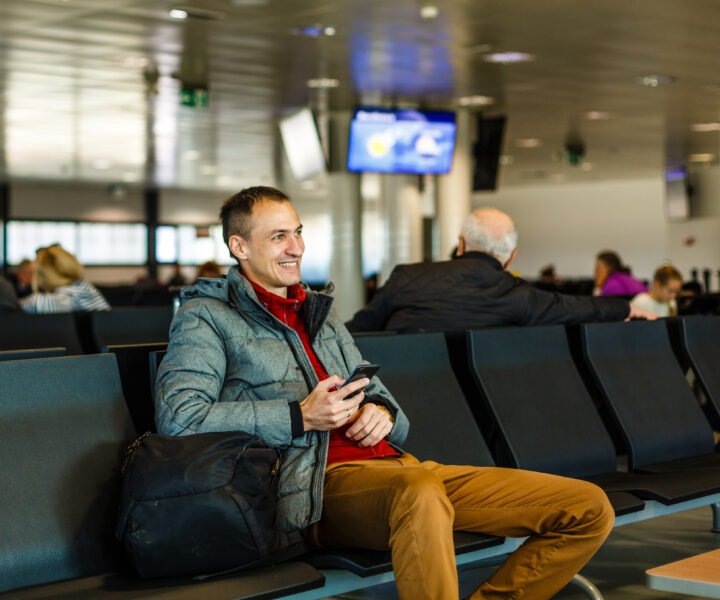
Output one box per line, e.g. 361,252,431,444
299,375,368,432
345,403,393,448
626,303,658,321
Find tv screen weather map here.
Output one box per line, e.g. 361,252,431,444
347,109,456,174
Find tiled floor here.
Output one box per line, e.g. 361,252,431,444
328,506,720,599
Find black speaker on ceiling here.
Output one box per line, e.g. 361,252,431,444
472,115,507,191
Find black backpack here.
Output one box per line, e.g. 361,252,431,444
115,431,305,578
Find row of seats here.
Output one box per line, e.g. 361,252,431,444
1,317,719,598
0,307,172,355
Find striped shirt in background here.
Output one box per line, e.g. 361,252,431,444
20,280,110,314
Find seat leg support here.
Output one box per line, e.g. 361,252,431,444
570,573,605,600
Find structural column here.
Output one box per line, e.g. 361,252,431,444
437,108,473,259
327,111,364,321
379,175,423,284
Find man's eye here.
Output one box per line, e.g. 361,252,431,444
295,230,303,237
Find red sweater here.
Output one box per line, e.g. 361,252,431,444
247,278,399,465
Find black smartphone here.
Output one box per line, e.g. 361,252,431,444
340,363,381,399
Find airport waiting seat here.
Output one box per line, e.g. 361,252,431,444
354,331,495,467
0,313,83,355
580,320,720,479
89,307,173,352
0,354,325,599
466,326,644,515
467,324,720,507
0,347,65,361
666,316,720,427
103,343,169,434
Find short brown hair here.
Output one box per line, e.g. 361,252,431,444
654,265,682,285
219,186,290,257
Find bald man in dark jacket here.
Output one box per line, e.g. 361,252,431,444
347,209,654,333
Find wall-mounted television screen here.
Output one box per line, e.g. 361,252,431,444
347,108,456,174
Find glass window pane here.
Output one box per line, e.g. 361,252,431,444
77,223,147,265
7,221,76,264
156,226,178,263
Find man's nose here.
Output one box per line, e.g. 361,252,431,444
287,236,303,256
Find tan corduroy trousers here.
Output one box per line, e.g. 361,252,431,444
305,454,614,600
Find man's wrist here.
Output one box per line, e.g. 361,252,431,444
374,403,395,425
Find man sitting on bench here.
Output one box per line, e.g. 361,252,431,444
155,186,614,600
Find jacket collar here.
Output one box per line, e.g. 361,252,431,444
455,250,504,271
180,266,334,340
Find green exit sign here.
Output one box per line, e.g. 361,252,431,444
180,87,209,108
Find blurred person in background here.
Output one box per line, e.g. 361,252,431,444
0,275,20,312
196,260,222,280
594,251,648,296
166,262,187,287
20,244,110,313
8,259,33,298
631,265,683,317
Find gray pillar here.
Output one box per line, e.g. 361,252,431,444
327,112,364,321
379,175,423,284
437,109,473,259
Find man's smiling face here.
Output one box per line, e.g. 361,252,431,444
229,199,304,297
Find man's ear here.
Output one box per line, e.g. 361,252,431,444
457,235,465,257
503,247,518,270
228,234,249,261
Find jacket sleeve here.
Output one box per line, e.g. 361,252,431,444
345,267,401,332
154,302,297,447
333,316,410,446
522,283,630,326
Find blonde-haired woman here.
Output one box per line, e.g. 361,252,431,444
20,244,110,313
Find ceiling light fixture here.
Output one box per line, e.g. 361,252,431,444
420,4,439,19
484,52,534,64
688,153,715,163
169,8,188,19
691,122,720,132
586,111,610,120
457,95,494,107
307,78,340,89
515,138,542,148
323,26,336,36
637,74,675,87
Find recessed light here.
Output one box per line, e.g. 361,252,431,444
688,153,715,163
691,122,720,132
515,138,542,148
637,74,675,87
484,52,534,64
169,8,188,19
420,4,439,19
457,95,494,107
499,155,514,165
323,26,336,36
586,111,610,120
307,78,339,89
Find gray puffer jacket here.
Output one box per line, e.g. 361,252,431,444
155,266,410,532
